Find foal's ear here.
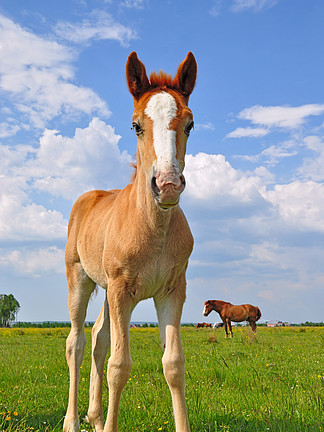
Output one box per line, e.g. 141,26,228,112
126,52,150,101
173,52,197,99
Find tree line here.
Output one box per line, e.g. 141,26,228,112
1,294,323,328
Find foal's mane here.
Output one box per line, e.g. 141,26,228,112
149,71,178,91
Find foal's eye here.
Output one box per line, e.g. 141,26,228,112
132,122,143,136
185,121,194,136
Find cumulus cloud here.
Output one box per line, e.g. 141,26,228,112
0,183,67,242
26,118,132,200
184,152,324,235
237,104,324,129
0,118,132,242
298,135,324,181
0,246,65,276
184,152,263,204
261,181,324,233
54,10,137,45
0,14,110,130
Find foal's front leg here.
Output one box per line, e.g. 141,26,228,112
104,282,133,432
86,296,110,432
155,283,190,432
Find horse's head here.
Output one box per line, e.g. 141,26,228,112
203,300,213,317
126,52,197,210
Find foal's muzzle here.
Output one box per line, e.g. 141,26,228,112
151,170,186,210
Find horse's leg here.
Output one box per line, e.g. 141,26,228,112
228,320,233,338
64,263,96,432
223,319,228,338
104,282,133,432
250,320,257,333
86,295,110,432
155,281,190,432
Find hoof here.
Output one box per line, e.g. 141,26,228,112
84,414,104,432
63,418,79,432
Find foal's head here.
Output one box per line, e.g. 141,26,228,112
126,52,197,210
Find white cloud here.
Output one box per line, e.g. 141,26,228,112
195,122,216,132
0,178,67,241
0,14,110,130
298,135,324,181
261,181,324,233
0,122,21,138
0,246,65,275
54,10,137,45
184,152,263,204
236,140,298,165
231,0,279,12
121,0,148,9
237,104,324,129
0,118,132,242
209,0,223,16
27,118,132,200
226,126,269,138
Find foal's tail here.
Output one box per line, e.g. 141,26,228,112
255,307,262,321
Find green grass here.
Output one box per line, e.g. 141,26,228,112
0,326,323,431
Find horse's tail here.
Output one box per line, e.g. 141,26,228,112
255,307,262,321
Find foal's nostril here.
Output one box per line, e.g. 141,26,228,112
151,176,160,196
180,175,186,189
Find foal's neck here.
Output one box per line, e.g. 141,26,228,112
131,164,175,233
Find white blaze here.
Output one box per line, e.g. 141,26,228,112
144,92,178,170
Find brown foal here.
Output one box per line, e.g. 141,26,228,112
63,52,197,432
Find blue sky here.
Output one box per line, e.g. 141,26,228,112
1,0,324,324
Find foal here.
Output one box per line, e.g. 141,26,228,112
63,52,197,432
203,300,261,337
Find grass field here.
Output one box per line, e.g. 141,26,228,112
0,325,323,431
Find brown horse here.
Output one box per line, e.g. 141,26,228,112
196,322,212,328
63,52,197,432
203,300,261,337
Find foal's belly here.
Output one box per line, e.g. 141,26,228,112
81,247,183,303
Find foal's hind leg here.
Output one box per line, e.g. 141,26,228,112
63,263,96,432
86,295,110,432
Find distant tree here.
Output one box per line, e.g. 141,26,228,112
0,294,20,327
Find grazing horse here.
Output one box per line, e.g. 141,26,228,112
196,322,212,328
203,300,261,338
63,52,197,432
